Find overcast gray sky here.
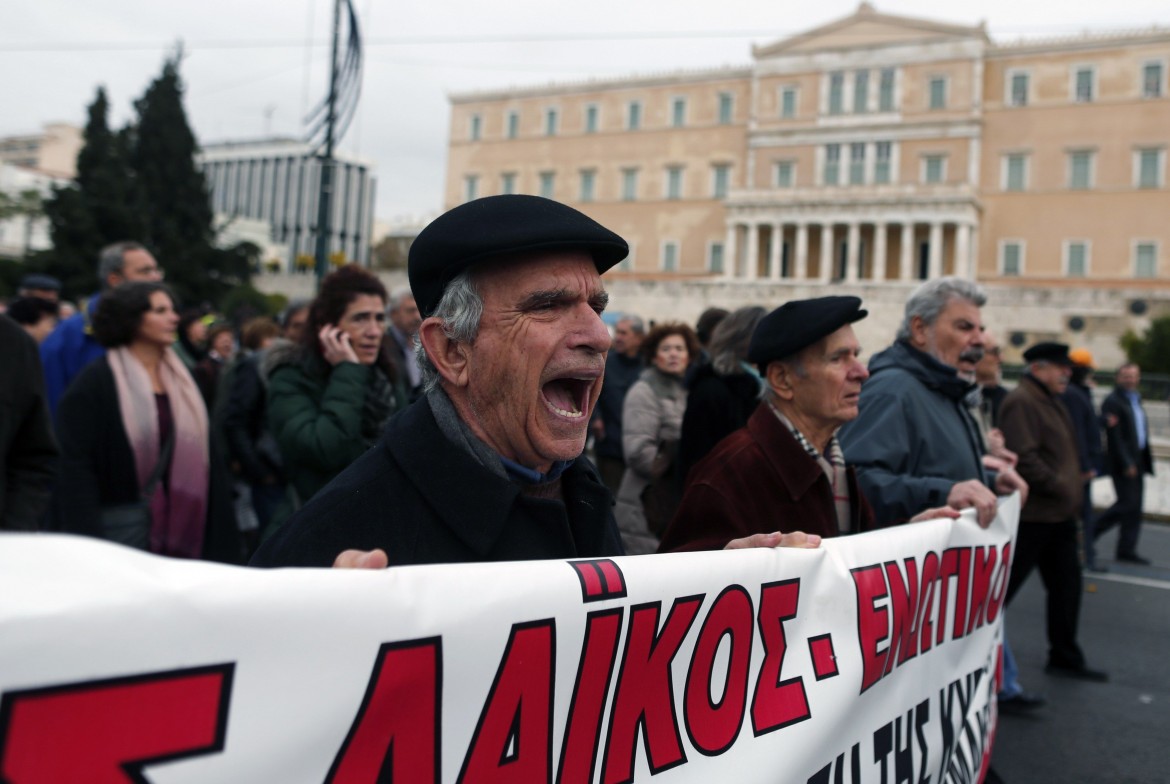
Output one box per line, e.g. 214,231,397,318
4,0,1169,223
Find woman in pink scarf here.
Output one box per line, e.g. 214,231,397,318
55,282,240,561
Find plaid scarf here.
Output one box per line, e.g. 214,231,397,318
768,400,852,532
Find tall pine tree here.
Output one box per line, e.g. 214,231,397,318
33,88,144,296
32,52,252,304
130,51,250,306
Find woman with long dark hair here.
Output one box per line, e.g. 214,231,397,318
54,282,240,561
264,265,405,519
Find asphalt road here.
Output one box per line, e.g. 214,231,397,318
990,521,1170,783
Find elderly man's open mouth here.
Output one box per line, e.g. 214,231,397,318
541,375,597,419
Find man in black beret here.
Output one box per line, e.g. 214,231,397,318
659,296,957,552
254,196,818,568
998,341,1107,681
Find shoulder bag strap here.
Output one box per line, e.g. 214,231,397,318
141,431,176,499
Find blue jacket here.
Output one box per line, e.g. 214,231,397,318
40,294,105,417
838,340,988,525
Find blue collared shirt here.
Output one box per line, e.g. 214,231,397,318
1126,389,1147,449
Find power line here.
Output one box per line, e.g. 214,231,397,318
2,23,1166,53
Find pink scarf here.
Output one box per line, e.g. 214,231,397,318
107,346,210,558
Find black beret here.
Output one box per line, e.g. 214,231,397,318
747,296,868,367
1022,341,1071,365
19,274,61,292
408,195,629,317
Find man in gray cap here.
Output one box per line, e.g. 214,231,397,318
659,296,955,552
998,341,1107,681
254,196,817,568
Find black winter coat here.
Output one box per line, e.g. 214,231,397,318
677,362,761,483
251,395,625,568
0,316,56,529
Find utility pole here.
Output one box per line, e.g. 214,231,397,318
313,0,342,290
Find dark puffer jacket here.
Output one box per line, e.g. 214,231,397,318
838,340,988,525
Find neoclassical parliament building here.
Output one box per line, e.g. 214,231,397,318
444,3,1170,295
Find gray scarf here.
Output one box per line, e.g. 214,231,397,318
426,386,508,480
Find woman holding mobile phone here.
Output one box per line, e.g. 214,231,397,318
264,265,406,532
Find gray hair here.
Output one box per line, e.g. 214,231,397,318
895,276,987,342
387,285,416,312
97,241,146,290
416,269,484,393
710,306,766,376
616,313,645,335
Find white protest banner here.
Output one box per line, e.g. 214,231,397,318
0,495,1017,783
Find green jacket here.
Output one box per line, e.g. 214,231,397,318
265,345,398,508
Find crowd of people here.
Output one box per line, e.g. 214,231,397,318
0,195,1157,743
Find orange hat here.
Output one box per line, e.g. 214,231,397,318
1068,347,1095,369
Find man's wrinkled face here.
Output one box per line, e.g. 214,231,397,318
1117,365,1140,392
611,318,642,357
918,298,984,375
789,324,870,432
390,295,422,337
1033,361,1071,395
460,251,611,471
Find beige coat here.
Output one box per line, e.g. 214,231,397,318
614,368,688,553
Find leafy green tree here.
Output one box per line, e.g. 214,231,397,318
1120,317,1170,376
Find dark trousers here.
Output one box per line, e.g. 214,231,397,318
1094,471,1144,558
1079,480,1097,566
1006,519,1086,669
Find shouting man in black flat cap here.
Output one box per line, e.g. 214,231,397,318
658,296,956,553
253,196,818,568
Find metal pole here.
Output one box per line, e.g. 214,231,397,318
313,0,342,290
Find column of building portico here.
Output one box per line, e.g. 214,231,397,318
845,223,861,283
770,222,784,280
955,223,972,279
722,222,738,280
928,222,944,279
871,222,887,282
795,224,809,281
745,222,760,280
899,223,914,281
819,224,833,283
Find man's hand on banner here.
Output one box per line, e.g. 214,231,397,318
723,531,822,550
333,549,390,569
946,479,999,528
909,506,961,523
993,467,1029,505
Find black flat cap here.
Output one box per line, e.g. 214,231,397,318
1022,341,1072,365
408,195,628,317
747,296,868,367
19,273,61,292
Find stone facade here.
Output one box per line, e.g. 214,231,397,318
445,3,1170,290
